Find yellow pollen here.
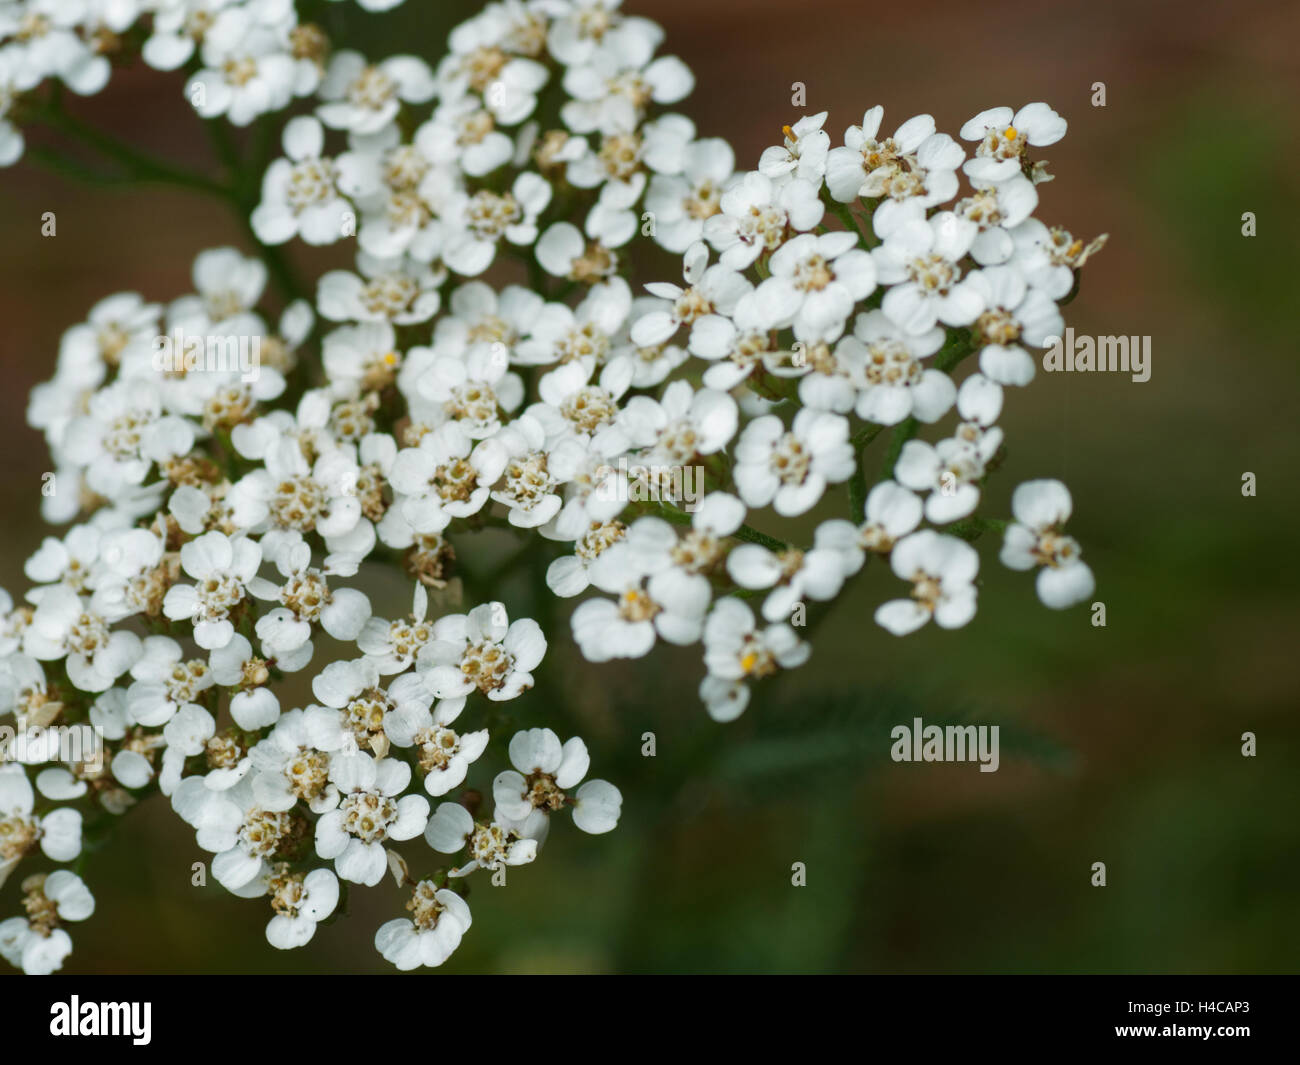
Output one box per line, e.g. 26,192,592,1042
383,351,398,365
1003,126,1018,140
782,124,796,143
740,652,759,673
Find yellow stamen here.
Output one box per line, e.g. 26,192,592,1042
740,651,758,673
782,124,796,143
1003,126,1018,140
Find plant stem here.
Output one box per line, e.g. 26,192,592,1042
31,94,228,198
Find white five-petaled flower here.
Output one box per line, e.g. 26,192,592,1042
1000,479,1095,609
0,764,83,886
375,881,471,969
162,532,262,650
699,598,810,722
252,117,353,247
315,753,429,886
0,870,94,975
417,601,546,703
875,530,979,636
425,801,538,876
264,866,339,950
493,728,622,836
733,408,855,517
872,207,983,335
960,103,1067,184
749,231,876,342
316,51,436,134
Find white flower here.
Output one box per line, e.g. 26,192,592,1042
414,336,522,440
0,764,83,884
158,705,217,797
514,279,631,369
252,117,352,246
54,292,161,385
960,103,1067,184
125,635,213,727
22,586,140,692
414,98,513,179
856,479,924,556
954,175,1039,265
0,871,94,975
733,408,854,516
24,524,102,593
571,544,711,661
317,253,443,324
172,778,302,897
1007,218,1108,300
875,530,979,635
62,379,195,497
545,519,628,598
386,700,488,798
872,208,983,334
759,111,830,184
248,707,352,814
418,602,545,702
751,231,876,341
186,9,295,126
317,51,435,134
965,265,1062,386
643,137,733,252
162,532,262,650
616,379,737,468
535,221,619,283
825,106,937,203
836,308,952,425
171,246,268,328
559,45,691,136
704,172,823,270
424,801,537,876
1001,480,1095,609
726,524,855,624
893,419,996,525
493,728,622,834
632,242,752,354
265,866,339,950
441,172,553,277
389,422,508,533
248,531,372,656
311,655,433,755
375,881,471,969
699,598,810,721
143,0,232,71
0,50,30,167
315,753,429,885
356,583,441,675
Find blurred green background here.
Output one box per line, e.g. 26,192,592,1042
1,0,1297,973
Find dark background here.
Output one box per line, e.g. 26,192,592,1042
1,0,1297,973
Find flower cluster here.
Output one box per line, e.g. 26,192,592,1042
2,0,1103,973
0,0,410,167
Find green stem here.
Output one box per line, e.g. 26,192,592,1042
32,94,228,197
846,423,888,517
